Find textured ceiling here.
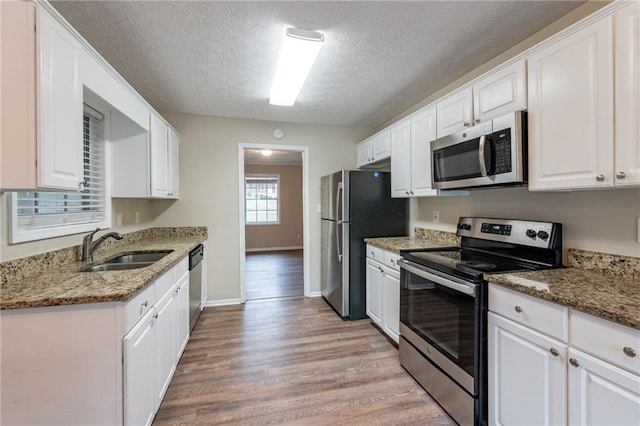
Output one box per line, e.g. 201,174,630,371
51,1,585,128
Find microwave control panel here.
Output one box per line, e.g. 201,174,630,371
491,129,512,174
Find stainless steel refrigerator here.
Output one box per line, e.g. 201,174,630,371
321,170,408,320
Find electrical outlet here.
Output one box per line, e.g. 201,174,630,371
433,210,440,224
116,212,123,227
135,211,140,224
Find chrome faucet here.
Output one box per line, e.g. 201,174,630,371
82,228,123,262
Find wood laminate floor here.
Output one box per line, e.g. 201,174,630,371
245,250,304,300
153,296,455,425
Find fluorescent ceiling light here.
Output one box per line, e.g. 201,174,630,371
269,27,324,107
260,149,273,157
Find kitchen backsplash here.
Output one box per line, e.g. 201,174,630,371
414,227,460,245
568,249,640,278
0,227,207,286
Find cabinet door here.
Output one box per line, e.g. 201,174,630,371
473,59,527,123
155,289,176,406
356,139,373,168
488,313,567,426
168,127,180,198
365,259,383,325
150,113,169,197
568,348,640,426
371,130,391,162
123,310,157,426
528,17,614,190
390,119,411,198
176,273,190,359
436,87,473,138
614,2,640,187
381,267,400,343
39,7,84,190
410,106,438,196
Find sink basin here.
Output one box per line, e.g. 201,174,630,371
80,250,172,272
81,262,154,272
103,251,172,264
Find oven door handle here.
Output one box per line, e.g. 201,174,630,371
398,259,477,297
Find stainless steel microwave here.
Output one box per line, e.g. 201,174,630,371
431,111,527,190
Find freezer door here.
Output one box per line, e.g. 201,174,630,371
321,171,345,221
321,219,349,316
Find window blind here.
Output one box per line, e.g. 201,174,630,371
15,106,106,231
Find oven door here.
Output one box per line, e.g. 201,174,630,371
399,258,484,396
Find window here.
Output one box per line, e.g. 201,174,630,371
245,174,279,224
9,104,109,243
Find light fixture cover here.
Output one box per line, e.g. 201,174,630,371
260,149,273,157
269,27,325,107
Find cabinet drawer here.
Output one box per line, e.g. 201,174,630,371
366,245,384,262
154,267,176,301
383,251,401,271
489,284,568,342
570,310,640,375
124,283,155,333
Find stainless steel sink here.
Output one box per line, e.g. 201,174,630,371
82,262,155,272
80,250,172,272
103,251,172,264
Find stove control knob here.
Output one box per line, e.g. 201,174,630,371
526,229,537,238
457,223,464,230
462,224,471,230
537,230,549,239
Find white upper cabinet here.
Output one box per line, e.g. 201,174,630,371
357,130,391,168
528,16,615,190
150,113,170,198
1,2,84,191
391,106,468,198
168,127,180,198
472,59,527,123
614,1,640,187
436,87,473,138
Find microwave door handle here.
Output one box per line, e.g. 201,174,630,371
478,134,488,177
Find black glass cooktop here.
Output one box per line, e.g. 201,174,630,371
402,247,551,283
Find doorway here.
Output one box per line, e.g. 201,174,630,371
238,143,310,302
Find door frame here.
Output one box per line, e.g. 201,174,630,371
238,143,310,302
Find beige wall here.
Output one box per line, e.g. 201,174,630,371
152,113,369,302
0,195,154,261
244,164,303,251
410,188,640,258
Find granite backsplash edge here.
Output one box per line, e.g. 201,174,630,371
0,227,208,286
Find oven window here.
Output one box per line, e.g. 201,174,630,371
400,270,476,376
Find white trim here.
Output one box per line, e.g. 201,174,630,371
307,291,322,298
245,246,303,253
204,298,242,307
238,143,311,303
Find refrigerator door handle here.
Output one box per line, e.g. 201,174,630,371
335,220,343,262
336,182,343,222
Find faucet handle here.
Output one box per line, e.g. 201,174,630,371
84,227,101,242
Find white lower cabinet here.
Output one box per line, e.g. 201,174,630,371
175,272,190,357
123,309,157,426
365,245,400,343
488,283,640,426
488,312,567,426
154,288,177,405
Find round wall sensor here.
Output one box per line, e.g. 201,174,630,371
273,128,284,139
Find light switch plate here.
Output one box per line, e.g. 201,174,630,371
116,212,122,227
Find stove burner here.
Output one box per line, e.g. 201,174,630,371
458,260,497,270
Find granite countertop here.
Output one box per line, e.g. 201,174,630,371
487,250,640,330
365,228,460,253
0,227,207,310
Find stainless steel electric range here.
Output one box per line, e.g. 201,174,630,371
398,217,563,426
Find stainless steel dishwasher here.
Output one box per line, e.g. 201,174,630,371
188,244,204,333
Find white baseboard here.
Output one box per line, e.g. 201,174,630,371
204,298,242,307
245,246,303,253
307,291,322,298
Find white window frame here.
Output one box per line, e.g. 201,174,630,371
8,99,112,244
244,173,280,226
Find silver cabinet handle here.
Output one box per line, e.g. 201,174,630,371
405,191,410,196
409,190,414,195
596,174,605,182
463,121,471,127
474,118,480,124
569,358,580,367
623,347,637,358
141,300,148,308
616,171,626,180
549,348,559,357
514,305,523,313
